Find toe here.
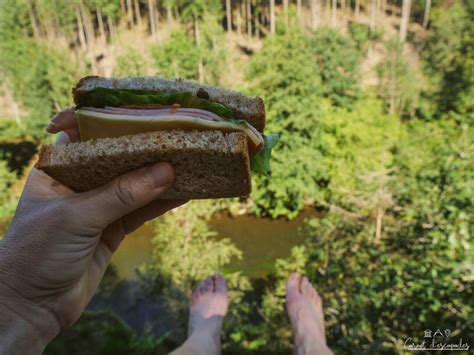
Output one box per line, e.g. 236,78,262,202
203,276,213,293
301,276,312,296
286,272,302,303
214,273,228,294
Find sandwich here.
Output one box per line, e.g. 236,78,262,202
35,76,278,199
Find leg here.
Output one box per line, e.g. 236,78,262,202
171,274,229,355
286,273,333,355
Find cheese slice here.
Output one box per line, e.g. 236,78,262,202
76,109,262,154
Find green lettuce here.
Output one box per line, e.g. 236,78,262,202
251,134,279,176
79,88,279,175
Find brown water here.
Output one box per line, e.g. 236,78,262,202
111,209,318,280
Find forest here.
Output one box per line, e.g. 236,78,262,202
0,0,472,353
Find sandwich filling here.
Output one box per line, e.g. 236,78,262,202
77,107,265,155
76,87,278,175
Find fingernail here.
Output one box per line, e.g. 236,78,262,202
46,122,57,133
148,163,174,188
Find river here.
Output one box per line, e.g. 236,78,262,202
111,209,318,280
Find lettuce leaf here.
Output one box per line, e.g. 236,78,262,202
78,88,234,119
250,134,279,176
79,88,279,175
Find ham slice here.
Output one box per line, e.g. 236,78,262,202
81,106,265,152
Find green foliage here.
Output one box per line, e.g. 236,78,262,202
310,29,361,107
247,29,327,218
348,22,370,51
252,117,473,353
199,12,227,85
0,160,18,227
113,50,147,77
45,310,161,355
423,2,474,119
151,29,199,79
320,97,401,203
0,38,79,139
377,38,421,117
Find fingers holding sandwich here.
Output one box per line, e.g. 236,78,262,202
77,162,176,230
47,107,80,143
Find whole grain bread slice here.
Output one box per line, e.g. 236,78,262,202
35,130,251,199
73,76,266,132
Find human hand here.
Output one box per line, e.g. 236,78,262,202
0,109,187,353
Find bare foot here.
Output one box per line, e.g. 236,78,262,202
286,273,332,355
187,273,228,353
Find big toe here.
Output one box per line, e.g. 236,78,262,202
286,272,302,303
214,273,228,294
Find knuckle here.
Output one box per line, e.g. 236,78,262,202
114,176,138,208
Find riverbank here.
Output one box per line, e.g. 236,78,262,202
111,207,320,280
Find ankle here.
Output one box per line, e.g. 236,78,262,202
188,331,221,355
294,335,332,355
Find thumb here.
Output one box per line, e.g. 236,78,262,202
79,162,175,228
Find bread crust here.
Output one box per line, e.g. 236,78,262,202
73,76,266,132
35,130,252,199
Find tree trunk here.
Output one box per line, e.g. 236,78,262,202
311,0,319,30
120,0,126,16
270,0,275,34
283,0,289,26
134,0,142,27
27,0,41,39
422,0,431,28
236,4,242,35
370,0,377,32
331,0,337,28
254,10,260,38
194,18,204,83
82,3,95,47
148,0,156,38
166,2,172,24
226,0,232,31
355,0,360,16
174,6,180,24
374,205,383,243
247,0,252,37
297,0,302,26
341,0,345,15
399,0,411,41
155,0,160,32
96,8,106,41
126,0,134,27
107,15,116,40
75,5,86,48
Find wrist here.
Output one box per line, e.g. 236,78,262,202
0,283,60,354
0,304,47,354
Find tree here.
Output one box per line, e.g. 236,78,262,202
311,0,319,30
422,0,431,28
147,0,158,39
247,29,326,218
113,50,147,76
377,38,420,116
151,28,199,79
226,0,232,31
270,0,275,33
423,2,474,119
399,0,412,41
